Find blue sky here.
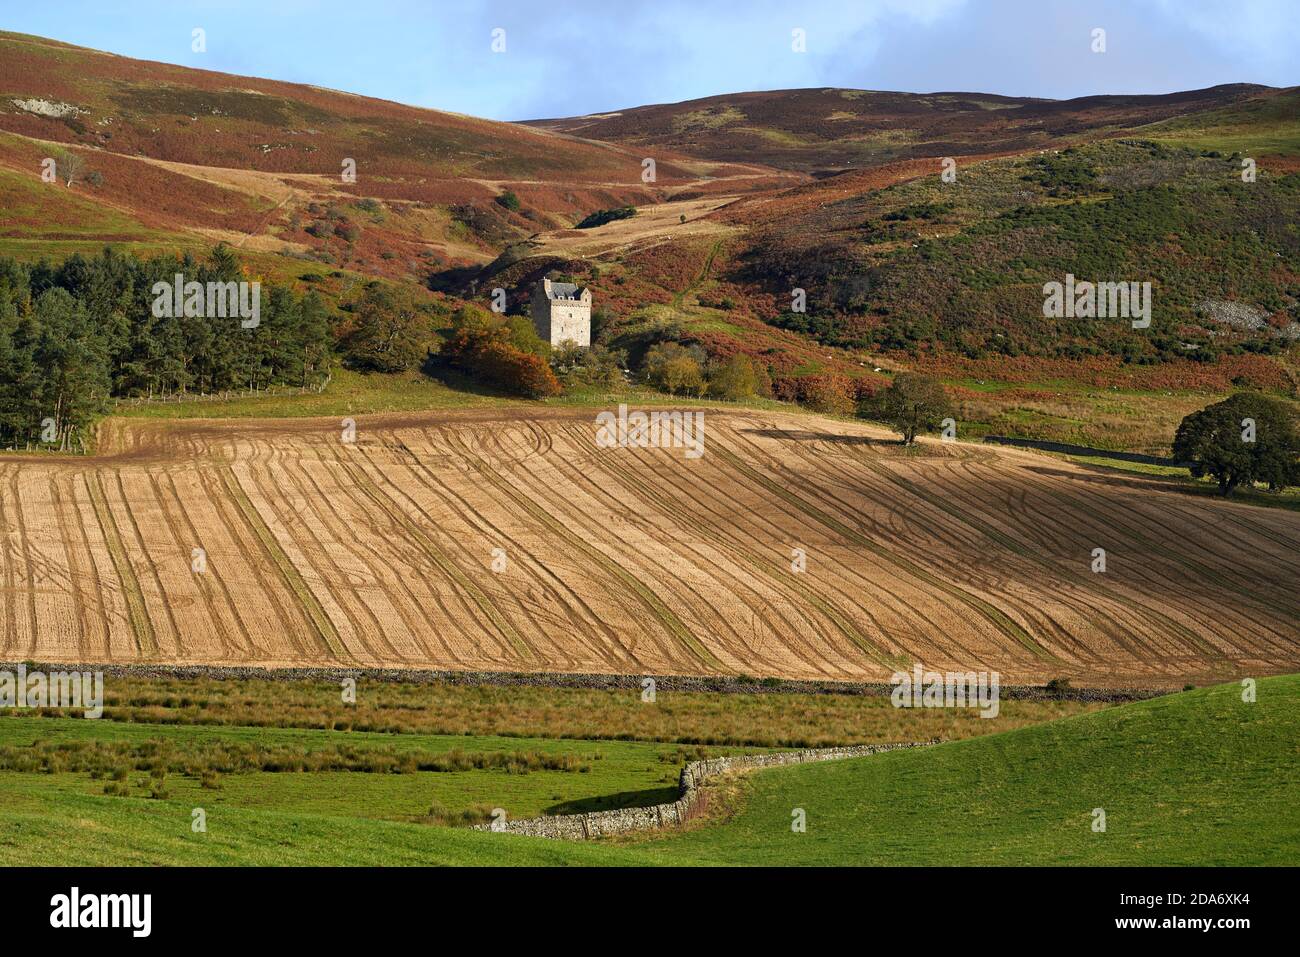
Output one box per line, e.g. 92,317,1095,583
4,0,1296,120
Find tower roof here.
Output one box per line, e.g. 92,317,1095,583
542,279,586,300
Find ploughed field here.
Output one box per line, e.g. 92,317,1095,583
1,408,1297,686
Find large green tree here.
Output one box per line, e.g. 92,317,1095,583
707,354,760,401
0,314,42,447
32,288,110,450
0,246,334,445
340,283,431,373
1173,392,1300,496
864,373,952,445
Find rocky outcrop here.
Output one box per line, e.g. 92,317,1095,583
1197,299,1300,340
11,98,85,118
473,742,923,840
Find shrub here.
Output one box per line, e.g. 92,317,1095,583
439,308,561,398
551,344,626,389
427,802,497,827
495,191,521,211
591,305,616,344
707,354,759,401
798,374,855,416
642,341,706,396
576,206,636,229
477,342,562,399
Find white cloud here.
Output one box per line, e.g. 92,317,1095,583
1152,0,1298,69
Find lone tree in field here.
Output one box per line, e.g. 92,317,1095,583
56,149,83,187
865,373,952,445
1172,392,1299,496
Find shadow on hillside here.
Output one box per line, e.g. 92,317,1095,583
1023,464,1172,492
545,785,679,816
741,427,904,447
418,354,519,400
1025,464,1300,513
425,264,485,295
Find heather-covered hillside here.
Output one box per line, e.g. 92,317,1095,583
527,84,1288,173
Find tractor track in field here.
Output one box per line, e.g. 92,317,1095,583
0,467,16,656
1002,464,1296,658
84,471,157,657
262,444,405,664
710,435,1052,662
555,421,901,674
145,470,234,661
193,466,296,661
843,445,1228,664
441,426,721,672
529,424,779,671
712,428,1005,669
48,475,92,662
159,471,256,661
2,407,1296,683
291,445,448,664
325,438,537,664
548,422,819,671
216,464,347,661
768,434,1105,666
384,433,620,669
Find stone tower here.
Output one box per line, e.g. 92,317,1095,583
532,278,591,348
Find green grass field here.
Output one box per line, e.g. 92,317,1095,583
0,676,1290,865
111,368,502,420
1144,89,1300,157
0,716,746,865
622,674,1298,865
40,671,1102,748
108,366,818,422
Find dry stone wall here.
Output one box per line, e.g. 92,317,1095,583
474,742,922,840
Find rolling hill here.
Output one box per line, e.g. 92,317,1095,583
622,672,1300,865
516,87,1300,415
0,30,701,183
6,407,1298,685
1,30,1296,446
525,84,1291,173
0,30,777,284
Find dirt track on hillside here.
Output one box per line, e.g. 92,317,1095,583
1,408,1296,686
